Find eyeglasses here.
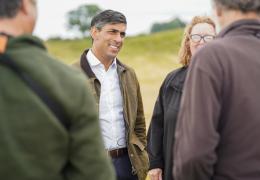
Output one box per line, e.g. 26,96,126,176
190,34,215,43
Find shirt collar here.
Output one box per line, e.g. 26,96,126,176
87,49,117,68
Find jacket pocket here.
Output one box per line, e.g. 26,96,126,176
129,134,149,179
130,134,145,152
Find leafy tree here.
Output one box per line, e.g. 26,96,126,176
150,17,186,33
67,4,102,37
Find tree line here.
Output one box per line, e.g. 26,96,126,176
66,4,186,37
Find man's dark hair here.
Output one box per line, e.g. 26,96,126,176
90,9,127,30
213,0,260,13
0,0,22,18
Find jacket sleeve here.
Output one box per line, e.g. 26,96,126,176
147,78,166,170
173,50,222,180
65,78,115,180
134,76,147,147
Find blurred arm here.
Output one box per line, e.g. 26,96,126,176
173,52,222,180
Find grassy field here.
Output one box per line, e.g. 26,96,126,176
46,28,184,129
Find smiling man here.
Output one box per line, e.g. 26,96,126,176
73,10,148,180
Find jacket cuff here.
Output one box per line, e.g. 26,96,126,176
149,159,164,170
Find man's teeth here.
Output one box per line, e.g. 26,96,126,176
110,45,118,49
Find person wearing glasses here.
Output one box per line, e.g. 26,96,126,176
147,16,216,180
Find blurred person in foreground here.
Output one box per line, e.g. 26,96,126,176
173,0,260,180
72,10,148,180
0,0,115,179
147,16,216,180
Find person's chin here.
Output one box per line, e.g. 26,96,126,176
192,46,203,55
107,53,117,60
195,45,204,52
109,50,119,57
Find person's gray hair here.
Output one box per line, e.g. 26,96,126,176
213,0,260,13
90,9,127,30
0,0,22,18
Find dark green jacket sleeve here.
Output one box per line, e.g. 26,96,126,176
65,79,115,180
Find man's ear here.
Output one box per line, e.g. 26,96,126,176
90,26,99,40
215,3,223,17
19,0,31,16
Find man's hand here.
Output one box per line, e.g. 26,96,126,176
148,168,162,180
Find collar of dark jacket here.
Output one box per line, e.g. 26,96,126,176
217,19,260,39
80,49,126,78
167,66,188,91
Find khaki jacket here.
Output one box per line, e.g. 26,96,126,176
72,49,148,179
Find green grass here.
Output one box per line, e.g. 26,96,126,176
46,28,184,128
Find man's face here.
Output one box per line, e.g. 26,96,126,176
91,23,127,61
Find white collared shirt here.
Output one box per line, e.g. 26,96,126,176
87,50,126,150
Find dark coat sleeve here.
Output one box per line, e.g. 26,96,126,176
173,48,222,180
147,72,173,170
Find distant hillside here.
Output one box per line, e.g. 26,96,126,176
46,28,184,124
46,28,184,64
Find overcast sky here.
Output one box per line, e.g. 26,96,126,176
34,0,213,39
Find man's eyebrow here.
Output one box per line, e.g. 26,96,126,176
108,29,122,32
108,29,126,36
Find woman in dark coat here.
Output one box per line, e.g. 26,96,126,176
147,16,216,180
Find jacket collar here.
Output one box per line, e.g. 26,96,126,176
80,49,126,78
168,66,188,89
4,34,46,52
217,19,260,38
